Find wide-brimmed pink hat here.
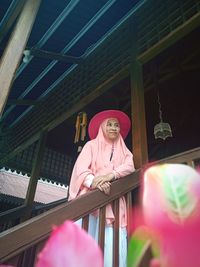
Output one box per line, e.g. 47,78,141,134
88,110,131,140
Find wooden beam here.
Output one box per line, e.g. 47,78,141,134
7,99,38,106
130,19,148,169
130,60,148,169
138,11,200,64
0,0,42,117
22,130,47,221
29,48,84,64
0,0,27,44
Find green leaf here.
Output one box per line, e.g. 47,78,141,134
127,227,153,267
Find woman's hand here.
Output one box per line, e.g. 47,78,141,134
91,173,115,188
97,182,111,195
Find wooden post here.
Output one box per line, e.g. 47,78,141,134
0,0,42,116
22,130,47,221
130,19,148,169
130,60,148,169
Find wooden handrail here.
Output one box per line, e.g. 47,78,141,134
0,171,140,262
157,146,200,164
33,197,68,212
0,147,200,265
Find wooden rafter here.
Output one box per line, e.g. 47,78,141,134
0,0,42,116
7,99,39,106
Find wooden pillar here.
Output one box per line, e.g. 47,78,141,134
130,20,148,169
22,130,47,220
130,60,148,169
0,0,42,116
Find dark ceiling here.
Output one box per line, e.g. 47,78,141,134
0,0,143,129
0,0,200,163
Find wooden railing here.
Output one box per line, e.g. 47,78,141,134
0,147,200,267
0,198,68,233
158,146,200,167
0,171,140,266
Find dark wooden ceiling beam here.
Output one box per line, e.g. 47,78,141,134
7,99,39,106
26,48,84,64
0,0,42,117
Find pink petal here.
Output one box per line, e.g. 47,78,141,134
150,258,161,267
36,220,103,267
158,216,200,267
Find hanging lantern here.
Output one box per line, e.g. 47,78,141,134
154,92,172,140
154,121,172,140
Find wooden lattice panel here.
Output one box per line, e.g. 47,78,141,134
137,0,200,54
4,143,72,184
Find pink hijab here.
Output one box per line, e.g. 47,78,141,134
69,119,134,226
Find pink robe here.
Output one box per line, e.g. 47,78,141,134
69,119,135,227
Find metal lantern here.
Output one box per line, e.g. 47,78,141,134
154,92,172,140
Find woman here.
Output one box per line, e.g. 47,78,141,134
69,110,135,267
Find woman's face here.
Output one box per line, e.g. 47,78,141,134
104,118,120,141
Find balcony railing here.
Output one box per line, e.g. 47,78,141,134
0,147,200,267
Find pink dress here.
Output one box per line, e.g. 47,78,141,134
69,119,135,226
69,119,135,267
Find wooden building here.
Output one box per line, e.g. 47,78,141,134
0,0,200,266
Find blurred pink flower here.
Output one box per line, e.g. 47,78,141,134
36,220,103,267
150,259,161,267
142,164,200,267
157,216,200,267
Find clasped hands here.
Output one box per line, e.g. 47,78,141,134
91,173,115,195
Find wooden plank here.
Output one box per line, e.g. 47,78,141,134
22,130,47,220
82,215,89,232
112,199,119,267
30,48,83,64
158,147,200,165
126,191,132,243
7,99,38,106
138,11,200,64
0,0,42,116
98,206,106,252
33,240,47,266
